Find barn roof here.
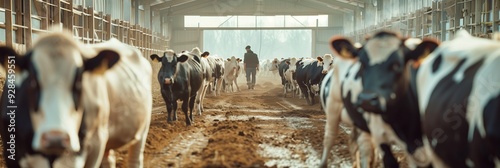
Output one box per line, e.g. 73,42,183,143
150,0,364,16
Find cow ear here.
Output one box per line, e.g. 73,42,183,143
330,36,358,59
405,38,440,65
150,54,162,62
178,54,189,62
0,46,29,72
316,56,323,62
84,50,120,74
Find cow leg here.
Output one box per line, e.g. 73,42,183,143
101,150,116,168
196,81,207,115
197,84,208,115
319,101,343,168
172,102,178,121
126,124,149,168
298,83,311,104
189,95,196,122
83,127,108,168
309,88,316,105
380,144,399,168
234,79,240,91
283,83,288,98
357,132,376,168
166,103,173,123
183,98,192,126
216,78,223,96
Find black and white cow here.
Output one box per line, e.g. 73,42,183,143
205,55,225,96
151,49,203,126
413,30,499,167
295,54,333,105
191,48,211,115
0,30,152,167
320,31,440,168
283,58,299,98
345,30,500,167
277,58,290,86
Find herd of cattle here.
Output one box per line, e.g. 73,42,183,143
0,26,498,168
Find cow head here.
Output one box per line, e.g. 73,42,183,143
318,54,334,74
287,58,298,73
0,31,120,155
224,56,239,77
330,30,439,113
269,58,279,71
151,50,177,84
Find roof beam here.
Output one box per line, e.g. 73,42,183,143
151,0,197,10
167,0,216,15
291,0,352,14
337,0,365,8
170,1,347,16
310,0,360,10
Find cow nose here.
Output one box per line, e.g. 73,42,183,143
40,130,70,154
357,92,381,112
322,70,328,74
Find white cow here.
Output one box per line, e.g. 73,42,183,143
0,29,152,168
224,56,240,92
268,58,280,76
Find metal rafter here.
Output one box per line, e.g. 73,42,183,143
165,0,217,15
310,0,361,11
152,0,359,16
162,0,349,16
151,0,197,10
283,0,352,14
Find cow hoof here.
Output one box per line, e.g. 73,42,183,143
306,99,312,105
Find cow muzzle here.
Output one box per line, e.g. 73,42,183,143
356,92,384,113
39,130,71,155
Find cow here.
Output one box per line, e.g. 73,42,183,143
344,30,500,168
413,30,500,167
277,58,290,86
201,51,225,97
268,58,280,76
283,58,298,98
295,54,333,105
319,40,377,168
0,29,152,168
321,30,440,167
223,56,240,92
150,49,203,126
190,48,211,115
206,56,225,96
